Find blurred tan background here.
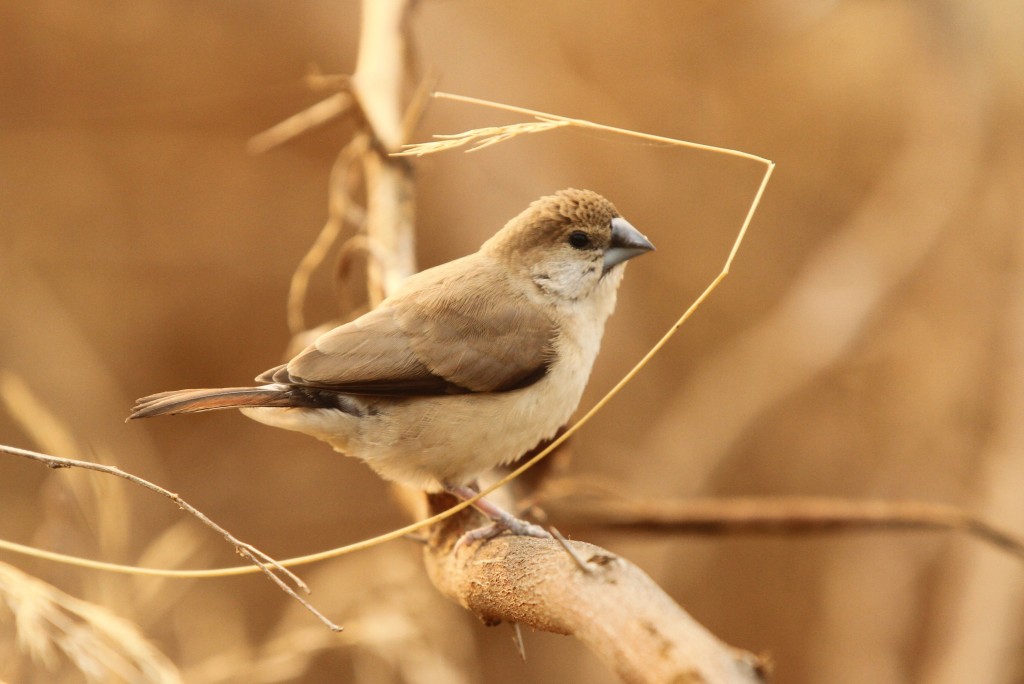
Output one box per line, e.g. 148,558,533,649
2,1,1023,682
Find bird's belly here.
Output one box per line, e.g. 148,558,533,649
354,370,586,490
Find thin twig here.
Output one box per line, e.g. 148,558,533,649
546,495,1024,561
0,444,342,631
549,526,593,575
247,92,353,155
287,134,370,335
510,623,527,662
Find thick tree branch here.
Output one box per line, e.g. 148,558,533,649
423,495,767,684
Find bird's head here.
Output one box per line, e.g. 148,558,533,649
484,188,654,303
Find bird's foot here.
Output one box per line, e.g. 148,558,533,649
444,484,551,551
454,517,551,553
459,517,551,545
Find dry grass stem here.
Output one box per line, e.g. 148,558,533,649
427,91,772,165
0,94,772,584
350,0,414,151
348,0,418,305
394,120,569,156
246,92,353,155
0,444,341,632
261,0,424,328
287,133,370,335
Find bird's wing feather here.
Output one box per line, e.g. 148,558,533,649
267,257,555,395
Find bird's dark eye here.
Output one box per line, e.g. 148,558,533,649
568,231,590,249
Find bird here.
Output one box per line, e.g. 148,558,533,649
129,188,654,541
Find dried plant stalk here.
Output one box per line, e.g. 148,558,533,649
543,494,1024,560
246,92,353,155
0,443,340,632
1,92,772,577
351,0,418,304
286,134,370,335
394,119,569,156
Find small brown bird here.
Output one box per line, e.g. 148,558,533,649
130,188,653,540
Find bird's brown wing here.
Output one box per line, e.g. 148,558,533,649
260,258,555,395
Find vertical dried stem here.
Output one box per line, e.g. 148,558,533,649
351,0,418,305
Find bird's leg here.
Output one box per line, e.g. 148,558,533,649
444,483,551,547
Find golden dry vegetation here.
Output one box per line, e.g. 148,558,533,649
2,2,1023,682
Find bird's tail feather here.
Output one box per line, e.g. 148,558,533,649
128,386,305,420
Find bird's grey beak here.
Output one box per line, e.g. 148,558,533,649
603,217,655,273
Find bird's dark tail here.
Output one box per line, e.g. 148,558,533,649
128,386,320,420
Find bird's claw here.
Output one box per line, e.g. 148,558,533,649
442,483,551,552
454,517,551,553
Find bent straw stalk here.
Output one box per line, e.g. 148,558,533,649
1,92,772,578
